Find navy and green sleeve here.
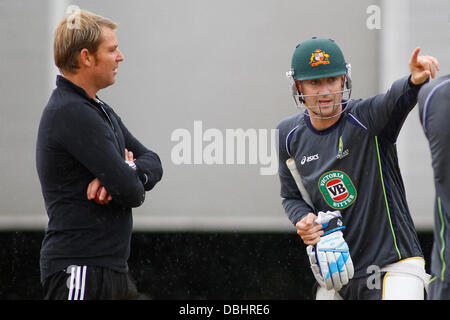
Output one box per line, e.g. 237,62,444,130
277,114,314,225
351,75,425,142
418,75,450,282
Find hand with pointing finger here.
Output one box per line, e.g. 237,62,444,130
409,47,440,85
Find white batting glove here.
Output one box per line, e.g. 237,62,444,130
306,211,354,291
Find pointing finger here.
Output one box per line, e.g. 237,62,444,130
409,47,420,66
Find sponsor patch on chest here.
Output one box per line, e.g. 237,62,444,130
318,170,357,209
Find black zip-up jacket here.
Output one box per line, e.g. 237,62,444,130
36,75,163,282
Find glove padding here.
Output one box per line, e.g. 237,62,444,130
306,210,354,291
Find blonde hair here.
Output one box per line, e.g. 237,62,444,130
54,9,117,74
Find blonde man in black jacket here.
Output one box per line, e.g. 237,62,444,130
36,9,163,300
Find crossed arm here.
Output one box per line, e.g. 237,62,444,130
87,148,135,205
54,101,162,208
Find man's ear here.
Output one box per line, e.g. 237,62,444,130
295,80,302,94
79,48,93,67
295,80,305,103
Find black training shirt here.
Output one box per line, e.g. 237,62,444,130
277,75,424,279
36,75,163,282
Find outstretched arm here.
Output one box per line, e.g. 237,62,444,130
351,47,440,141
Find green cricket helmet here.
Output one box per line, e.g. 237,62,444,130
286,37,352,118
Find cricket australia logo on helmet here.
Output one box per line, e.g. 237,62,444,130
309,49,330,67
318,170,357,209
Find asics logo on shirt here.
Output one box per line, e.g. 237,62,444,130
301,154,319,165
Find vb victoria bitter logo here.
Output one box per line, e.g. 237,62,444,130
318,170,357,209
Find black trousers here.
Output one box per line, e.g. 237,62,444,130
42,265,139,300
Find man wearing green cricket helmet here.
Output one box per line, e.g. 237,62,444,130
277,37,440,299
286,37,352,123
